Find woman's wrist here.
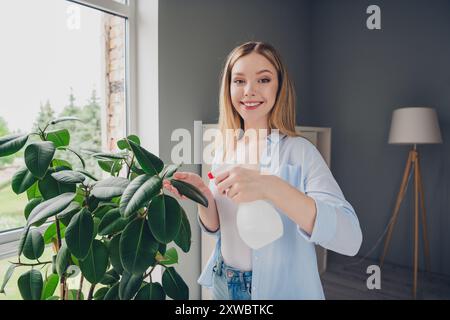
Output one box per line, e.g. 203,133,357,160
260,174,280,201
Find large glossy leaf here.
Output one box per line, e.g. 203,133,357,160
79,240,109,284
0,264,17,294
17,227,29,257
108,234,124,274
51,170,86,184
170,179,208,207
65,208,94,260
92,152,127,160
128,139,164,175
161,267,188,300
39,167,76,200
161,164,180,179
135,282,166,300
43,222,66,245
12,167,37,195
26,181,42,200
98,208,128,236
0,133,28,157
26,192,76,227
103,282,120,300
119,271,143,300
120,217,159,275
41,274,59,300
174,206,191,253
117,135,140,150
93,287,109,300
22,229,45,260
24,141,55,179
24,198,44,226
18,269,43,300
100,269,120,286
156,247,178,266
147,195,182,244
119,175,162,218
91,177,130,200
46,129,70,148
57,201,81,226
56,241,71,277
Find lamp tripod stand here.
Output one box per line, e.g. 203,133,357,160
380,145,431,299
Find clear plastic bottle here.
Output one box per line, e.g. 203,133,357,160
208,166,284,250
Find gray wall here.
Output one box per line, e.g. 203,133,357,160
309,0,450,276
158,0,450,299
158,0,311,299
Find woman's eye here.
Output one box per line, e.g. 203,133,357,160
233,79,244,84
259,78,271,83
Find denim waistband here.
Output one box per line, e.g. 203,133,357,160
214,250,252,291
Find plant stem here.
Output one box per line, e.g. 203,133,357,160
88,283,96,300
77,275,84,300
55,217,67,300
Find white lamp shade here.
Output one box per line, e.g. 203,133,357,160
388,107,443,145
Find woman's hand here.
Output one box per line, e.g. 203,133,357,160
214,166,269,204
163,172,214,204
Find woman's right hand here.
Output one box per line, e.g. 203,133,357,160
163,172,214,204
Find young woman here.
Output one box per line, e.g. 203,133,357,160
163,41,363,300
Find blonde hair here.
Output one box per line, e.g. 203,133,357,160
217,41,300,157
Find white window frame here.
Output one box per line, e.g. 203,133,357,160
0,0,137,261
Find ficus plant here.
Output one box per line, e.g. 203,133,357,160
0,117,208,300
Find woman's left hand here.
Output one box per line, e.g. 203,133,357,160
214,166,270,203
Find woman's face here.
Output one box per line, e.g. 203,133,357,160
230,52,279,130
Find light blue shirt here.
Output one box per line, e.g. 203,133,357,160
197,131,363,299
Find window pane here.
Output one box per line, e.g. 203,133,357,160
0,0,127,232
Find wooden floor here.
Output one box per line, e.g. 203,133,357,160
321,253,450,300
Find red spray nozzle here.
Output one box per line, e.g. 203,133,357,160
207,171,214,180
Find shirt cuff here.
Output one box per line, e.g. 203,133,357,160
197,213,220,236
297,197,337,246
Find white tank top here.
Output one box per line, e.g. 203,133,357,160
209,138,267,271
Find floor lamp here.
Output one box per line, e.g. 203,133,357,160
380,107,442,299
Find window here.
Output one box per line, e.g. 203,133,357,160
0,0,134,280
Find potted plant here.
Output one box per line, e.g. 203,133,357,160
0,117,207,300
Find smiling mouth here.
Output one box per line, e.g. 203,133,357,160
241,101,264,110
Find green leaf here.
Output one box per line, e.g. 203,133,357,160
46,129,70,148
91,177,130,200
52,158,72,169
148,195,182,244
26,181,42,200
174,206,191,253
98,208,129,236
65,208,94,260
119,175,162,218
51,170,86,184
170,179,208,207
24,141,55,179
49,116,81,125
128,139,163,175
93,287,109,300
12,167,37,195
0,264,17,294
117,135,140,150
43,222,66,245
17,227,29,258
157,247,178,266
41,274,59,300
120,217,159,275
22,229,45,260
92,152,127,160
67,289,84,300
24,198,44,223
100,269,120,286
109,234,124,274
76,169,98,181
79,240,109,284
135,282,166,300
103,282,120,300
57,201,81,226
26,192,76,227
56,241,71,277
161,164,180,179
162,267,188,300
38,167,76,200
18,269,43,300
0,133,29,157
119,271,143,300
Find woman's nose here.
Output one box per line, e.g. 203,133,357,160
244,84,256,96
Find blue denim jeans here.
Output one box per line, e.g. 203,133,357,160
212,250,252,300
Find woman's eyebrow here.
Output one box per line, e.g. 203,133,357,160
232,69,273,76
